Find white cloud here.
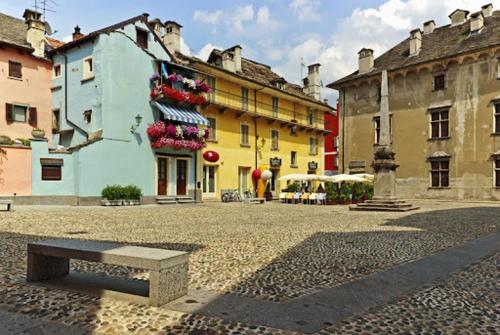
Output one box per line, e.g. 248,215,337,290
180,37,191,56
290,0,321,22
257,6,271,25
194,43,223,61
228,5,254,32
192,9,223,25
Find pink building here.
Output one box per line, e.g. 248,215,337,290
0,10,55,196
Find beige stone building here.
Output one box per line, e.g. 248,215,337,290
328,5,500,200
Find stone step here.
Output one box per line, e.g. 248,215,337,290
350,204,419,212
156,200,177,205
364,199,407,204
156,196,176,201
176,196,193,200
177,199,196,204
356,202,413,208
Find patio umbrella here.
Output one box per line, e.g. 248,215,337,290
352,173,374,182
279,174,316,181
326,174,371,184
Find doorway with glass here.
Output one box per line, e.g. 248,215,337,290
202,165,217,198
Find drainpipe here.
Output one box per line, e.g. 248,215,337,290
341,88,346,173
254,87,265,169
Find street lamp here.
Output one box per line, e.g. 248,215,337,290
130,113,143,133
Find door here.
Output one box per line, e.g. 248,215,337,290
157,157,168,196
203,165,217,197
238,167,250,195
270,170,279,197
176,159,187,195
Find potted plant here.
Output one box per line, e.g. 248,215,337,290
31,128,46,139
101,185,142,206
0,135,11,145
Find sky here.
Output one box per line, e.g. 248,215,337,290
3,0,500,102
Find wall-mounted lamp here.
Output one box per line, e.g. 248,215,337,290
130,113,143,133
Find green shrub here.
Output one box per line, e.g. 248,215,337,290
285,182,300,192
15,138,31,147
101,184,142,200
325,182,338,201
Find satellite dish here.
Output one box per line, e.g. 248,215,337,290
44,21,53,35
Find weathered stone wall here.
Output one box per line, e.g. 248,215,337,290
339,52,500,200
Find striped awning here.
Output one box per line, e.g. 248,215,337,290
151,101,209,126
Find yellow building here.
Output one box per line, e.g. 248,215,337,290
173,45,333,200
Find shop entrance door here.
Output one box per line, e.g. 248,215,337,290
157,157,168,196
270,170,279,197
176,159,187,195
238,167,251,195
203,165,216,197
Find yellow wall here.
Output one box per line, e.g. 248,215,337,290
199,75,325,199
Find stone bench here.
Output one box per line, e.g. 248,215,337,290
0,200,13,211
27,239,189,306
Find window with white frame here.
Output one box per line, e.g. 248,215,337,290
430,109,449,139
309,137,318,155
83,57,93,79
207,117,217,141
240,123,250,146
271,129,279,150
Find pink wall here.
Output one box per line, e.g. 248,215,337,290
0,47,52,142
0,146,32,196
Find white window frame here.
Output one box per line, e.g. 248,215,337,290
270,128,279,151
202,165,217,197
82,57,94,80
240,123,250,146
494,158,500,188
494,103,500,134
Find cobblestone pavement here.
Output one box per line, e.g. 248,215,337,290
0,201,498,334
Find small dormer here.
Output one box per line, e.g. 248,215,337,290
449,9,469,26
271,77,287,90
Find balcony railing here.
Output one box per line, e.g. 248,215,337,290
205,88,326,132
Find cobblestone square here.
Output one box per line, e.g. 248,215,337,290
0,201,498,334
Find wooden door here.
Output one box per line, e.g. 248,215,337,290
157,157,168,196
176,159,187,195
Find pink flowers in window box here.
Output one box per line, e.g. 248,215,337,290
147,121,209,152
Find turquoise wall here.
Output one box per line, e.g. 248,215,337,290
33,20,197,197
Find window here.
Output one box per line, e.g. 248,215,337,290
271,129,279,150
207,117,217,141
41,158,63,181
8,61,22,79
272,97,279,118
52,109,60,131
203,165,216,195
494,103,500,134
430,159,450,188
495,159,500,188
53,64,61,78
291,151,297,167
83,110,92,124
206,76,216,102
12,105,27,123
83,57,93,79
430,109,449,139
241,87,249,111
240,123,250,146
309,137,318,155
374,115,392,144
166,27,173,33
308,108,316,126
434,74,445,90
136,28,148,49
497,58,500,79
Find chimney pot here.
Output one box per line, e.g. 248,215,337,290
409,29,422,56
221,45,242,73
482,3,493,17
470,11,485,32
303,63,321,100
23,8,45,57
72,26,84,41
423,20,436,34
358,48,374,74
449,9,469,26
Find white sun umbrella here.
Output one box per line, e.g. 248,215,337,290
352,173,374,182
278,174,309,181
326,174,370,184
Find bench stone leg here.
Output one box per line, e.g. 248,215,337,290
149,262,188,306
27,253,69,282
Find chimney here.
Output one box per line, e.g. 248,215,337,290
221,45,242,73
449,9,469,26
149,18,163,36
302,63,321,100
72,26,83,41
358,48,374,74
482,3,493,17
423,20,436,34
163,21,182,54
470,12,485,32
409,29,422,56
22,9,45,58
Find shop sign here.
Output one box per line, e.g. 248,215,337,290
270,157,282,168
308,161,318,170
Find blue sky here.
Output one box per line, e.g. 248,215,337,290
3,0,499,102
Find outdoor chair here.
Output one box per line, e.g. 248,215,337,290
293,192,302,204
309,193,318,205
317,193,326,205
279,193,287,203
301,192,310,204
285,193,294,204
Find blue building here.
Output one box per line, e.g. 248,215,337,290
32,15,208,204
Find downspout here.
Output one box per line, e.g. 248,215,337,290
253,87,265,169
341,88,346,173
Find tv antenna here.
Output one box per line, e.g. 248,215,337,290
300,57,306,80
33,0,57,20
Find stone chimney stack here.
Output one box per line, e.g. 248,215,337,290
470,12,485,32
302,63,321,100
423,20,436,34
482,3,493,17
23,9,45,58
163,21,182,54
358,48,374,74
221,45,242,73
72,26,84,41
449,9,469,26
149,18,163,36
409,29,422,56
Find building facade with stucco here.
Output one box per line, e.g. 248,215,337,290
328,4,500,200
